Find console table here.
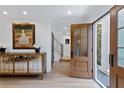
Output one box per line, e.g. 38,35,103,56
0,52,46,80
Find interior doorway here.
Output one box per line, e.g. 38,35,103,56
96,21,110,87
93,14,110,87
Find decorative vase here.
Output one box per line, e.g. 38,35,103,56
35,48,40,53
0,47,6,53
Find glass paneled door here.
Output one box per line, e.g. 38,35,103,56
110,6,124,88
70,24,92,78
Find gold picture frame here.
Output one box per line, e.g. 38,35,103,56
12,23,35,49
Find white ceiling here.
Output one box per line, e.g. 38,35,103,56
0,5,113,34
0,5,89,19
0,5,113,21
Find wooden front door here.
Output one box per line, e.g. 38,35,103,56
70,24,92,78
110,5,124,88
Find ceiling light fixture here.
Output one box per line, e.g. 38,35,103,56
3,11,8,15
67,11,72,15
23,11,27,15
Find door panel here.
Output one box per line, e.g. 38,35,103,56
118,77,124,87
110,5,124,88
110,67,124,88
75,62,88,72
70,24,92,78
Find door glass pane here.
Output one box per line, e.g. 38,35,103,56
80,37,87,56
81,28,87,37
118,48,124,68
73,28,88,57
117,8,124,68
74,29,81,56
80,28,88,56
118,9,124,28
118,29,124,47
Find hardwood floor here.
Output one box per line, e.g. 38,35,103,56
0,62,100,88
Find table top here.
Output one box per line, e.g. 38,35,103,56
0,52,46,55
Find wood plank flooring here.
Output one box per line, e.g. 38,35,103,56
0,62,100,88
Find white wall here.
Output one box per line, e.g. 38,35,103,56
62,35,70,59
101,14,110,73
0,18,51,72
93,13,110,76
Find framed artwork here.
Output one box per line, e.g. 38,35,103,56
65,39,69,44
12,23,35,49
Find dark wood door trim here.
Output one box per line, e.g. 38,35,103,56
110,5,124,88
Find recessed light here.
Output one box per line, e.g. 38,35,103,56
64,27,67,30
3,11,8,15
23,11,27,15
67,11,71,15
